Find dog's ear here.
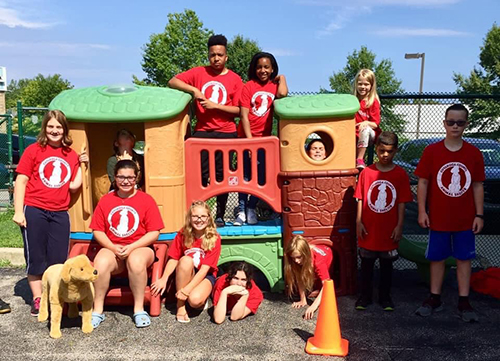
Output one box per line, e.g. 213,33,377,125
61,261,72,283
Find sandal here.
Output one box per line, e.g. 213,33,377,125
133,311,151,328
91,312,106,329
176,312,190,323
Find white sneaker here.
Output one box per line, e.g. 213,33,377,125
233,211,246,226
247,208,258,225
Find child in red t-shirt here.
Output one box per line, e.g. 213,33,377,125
13,110,88,317
89,160,165,329
212,261,263,324
151,200,222,323
354,131,412,311
284,235,333,320
168,34,243,227
354,69,381,170
414,104,485,322
234,52,288,226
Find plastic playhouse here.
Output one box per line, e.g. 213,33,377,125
49,85,360,296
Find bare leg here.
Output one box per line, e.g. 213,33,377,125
175,256,195,320
356,146,367,160
456,259,471,297
430,260,446,295
188,279,213,309
126,247,155,314
27,275,42,299
92,248,122,314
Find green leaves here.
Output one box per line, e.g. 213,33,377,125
226,35,261,82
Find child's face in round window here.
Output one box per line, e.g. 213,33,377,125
229,270,248,287
308,141,326,161
256,57,273,83
356,76,372,98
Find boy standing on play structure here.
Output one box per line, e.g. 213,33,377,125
414,104,484,322
168,34,243,228
354,131,412,311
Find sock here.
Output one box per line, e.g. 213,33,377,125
458,296,472,311
427,293,442,308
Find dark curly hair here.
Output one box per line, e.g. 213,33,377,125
248,52,278,82
226,261,254,289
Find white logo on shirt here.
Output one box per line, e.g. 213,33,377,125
367,180,397,213
313,247,326,257
251,91,275,117
201,81,228,105
108,205,140,238
184,248,206,268
38,157,71,188
437,162,471,197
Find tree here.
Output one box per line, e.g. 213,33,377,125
328,46,405,134
454,23,500,136
226,35,261,82
135,9,213,86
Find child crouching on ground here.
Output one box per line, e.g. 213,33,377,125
354,131,412,311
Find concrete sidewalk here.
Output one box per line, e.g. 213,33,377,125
1,267,500,361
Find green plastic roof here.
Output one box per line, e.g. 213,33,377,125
274,94,360,119
49,85,192,122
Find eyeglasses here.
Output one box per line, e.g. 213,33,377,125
445,120,467,127
115,175,137,182
191,215,209,221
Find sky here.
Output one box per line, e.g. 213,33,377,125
0,0,498,95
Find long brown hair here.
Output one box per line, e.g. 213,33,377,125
37,110,73,147
284,235,315,296
182,201,218,251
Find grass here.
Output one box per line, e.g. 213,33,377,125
0,208,23,248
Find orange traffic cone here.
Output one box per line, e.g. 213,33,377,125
305,279,349,356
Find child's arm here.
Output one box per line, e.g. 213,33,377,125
69,151,89,192
12,174,29,227
198,99,240,115
391,203,405,242
304,286,324,320
275,75,288,98
229,291,251,321
93,231,121,255
168,77,204,100
417,178,430,228
117,231,160,259
240,107,253,138
292,285,308,308
356,200,367,239
151,257,179,296
472,181,484,234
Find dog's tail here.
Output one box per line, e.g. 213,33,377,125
38,272,50,322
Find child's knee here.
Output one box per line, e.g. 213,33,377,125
187,292,205,308
177,256,194,272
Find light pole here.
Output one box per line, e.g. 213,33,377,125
404,53,425,139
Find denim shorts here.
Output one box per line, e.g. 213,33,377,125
426,230,476,261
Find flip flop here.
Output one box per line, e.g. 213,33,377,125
91,312,106,329
133,311,151,328
176,312,190,323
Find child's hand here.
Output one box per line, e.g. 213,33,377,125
292,299,308,308
391,225,403,242
176,288,190,301
79,151,89,164
418,212,430,228
117,150,133,161
356,121,369,130
193,89,205,101
199,99,218,110
150,277,168,296
473,217,484,234
273,75,284,84
356,221,368,239
12,212,27,227
224,285,247,295
303,305,317,320
117,245,133,259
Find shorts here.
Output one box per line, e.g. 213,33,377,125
425,230,476,261
205,274,216,286
359,247,399,261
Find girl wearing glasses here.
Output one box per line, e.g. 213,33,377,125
151,200,221,323
89,160,164,329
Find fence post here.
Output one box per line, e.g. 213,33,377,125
6,114,14,203
17,100,25,156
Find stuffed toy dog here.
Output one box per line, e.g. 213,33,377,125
38,255,98,339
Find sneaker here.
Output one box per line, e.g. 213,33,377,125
247,208,258,225
380,297,395,311
356,158,366,170
0,298,11,314
458,305,479,323
233,211,246,226
355,296,372,310
215,217,225,228
415,297,444,317
31,297,41,317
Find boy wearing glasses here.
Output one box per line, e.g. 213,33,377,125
414,104,485,322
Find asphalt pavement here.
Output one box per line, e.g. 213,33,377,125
1,267,500,361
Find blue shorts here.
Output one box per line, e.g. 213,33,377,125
425,230,476,261
205,274,216,286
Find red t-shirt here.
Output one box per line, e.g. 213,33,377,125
238,80,278,137
167,230,222,277
414,140,485,232
175,66,243,133
90,190,164,245
311,245,333,281
212,274,263,314
355,98,381,137
16,143,80,211
354,164,413,251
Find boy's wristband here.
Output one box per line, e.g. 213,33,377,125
475,214,484,219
